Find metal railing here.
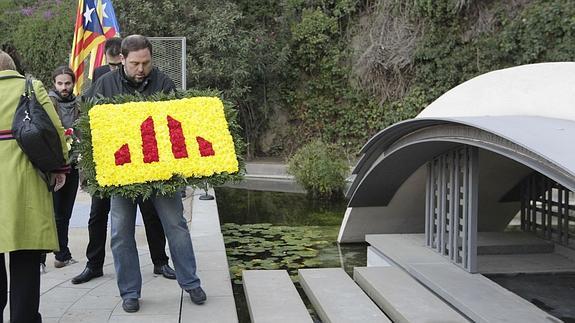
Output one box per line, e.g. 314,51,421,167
521,173,574,248
149,37,187,90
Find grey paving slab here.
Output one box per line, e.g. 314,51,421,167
40,286,91,304
40,260,85,287
86,277,122,296
190,215,223,234
196,269,234,297
0,186,238,322
243,270,313,323
39,300,75,319
299,268,390,323
409,263,561,323
195,250,232,271
52,272,115,291
354,266,468,323
477,232,554,255
366,234,448,265
478,252,575,274
181,190,238,322
367,233,575,274
180,295,238,323
59,309,114,323
191,195,223,234
108,314,180,322
68,293,122,311
366,233,574,322
127,276,181,315
191,232,226,252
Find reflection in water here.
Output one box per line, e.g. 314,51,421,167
217,187,348,226
489,273,575,322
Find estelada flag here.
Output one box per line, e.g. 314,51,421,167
70,0,120,95
89,0,121,78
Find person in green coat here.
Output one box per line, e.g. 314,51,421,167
0,50,68,323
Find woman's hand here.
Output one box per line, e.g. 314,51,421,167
54,173,66,191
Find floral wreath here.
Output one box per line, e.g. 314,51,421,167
76,89,245,199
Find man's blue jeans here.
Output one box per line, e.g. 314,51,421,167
110,192,201,300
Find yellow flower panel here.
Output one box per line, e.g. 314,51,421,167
89,97,239,186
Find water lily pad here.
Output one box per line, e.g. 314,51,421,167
303,259,322,267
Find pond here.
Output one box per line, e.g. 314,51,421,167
488,273,575,322
215,187,367,322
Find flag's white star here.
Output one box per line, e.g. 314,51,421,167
84,5,95,25
101,2,109,19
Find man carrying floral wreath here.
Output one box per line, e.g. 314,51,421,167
87,34,206,313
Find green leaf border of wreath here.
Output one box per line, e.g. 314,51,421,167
76,89,245,200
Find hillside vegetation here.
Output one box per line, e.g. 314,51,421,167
1,0,574,158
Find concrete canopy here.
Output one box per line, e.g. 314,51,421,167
340,62,575,242
349,62,575,207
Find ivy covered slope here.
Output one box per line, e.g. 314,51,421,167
76,89,245,200
355,0,575,131
3,0,574,157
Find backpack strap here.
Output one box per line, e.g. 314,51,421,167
24,74,34,98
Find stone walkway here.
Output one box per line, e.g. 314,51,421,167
4,188,238,323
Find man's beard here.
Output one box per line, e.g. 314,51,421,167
123,67,145,85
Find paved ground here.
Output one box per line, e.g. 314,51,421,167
3,161,296,322
3,187,238,323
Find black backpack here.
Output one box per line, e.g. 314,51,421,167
1,74,66,172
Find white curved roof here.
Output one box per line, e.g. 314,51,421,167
348,62,575,207
418,62,575,121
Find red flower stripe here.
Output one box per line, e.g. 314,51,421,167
114,143,131,166
196,136,215,157
167,115,188,159
141,116,159,163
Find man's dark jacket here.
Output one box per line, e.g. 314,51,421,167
89,66,176,98
92,65,111,83
48,90,79,129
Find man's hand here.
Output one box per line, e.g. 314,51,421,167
54,173,66,192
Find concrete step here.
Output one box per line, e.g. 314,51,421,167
298,268,390,323
354,266,469,323
245,162,289,176
477,231,554,255
243,270,313,323
409,263,561,323
224,177,304,194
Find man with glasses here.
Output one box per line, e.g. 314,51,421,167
92,37,123,83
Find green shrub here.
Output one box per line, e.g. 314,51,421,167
0,0,76,85
287,139,349,200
